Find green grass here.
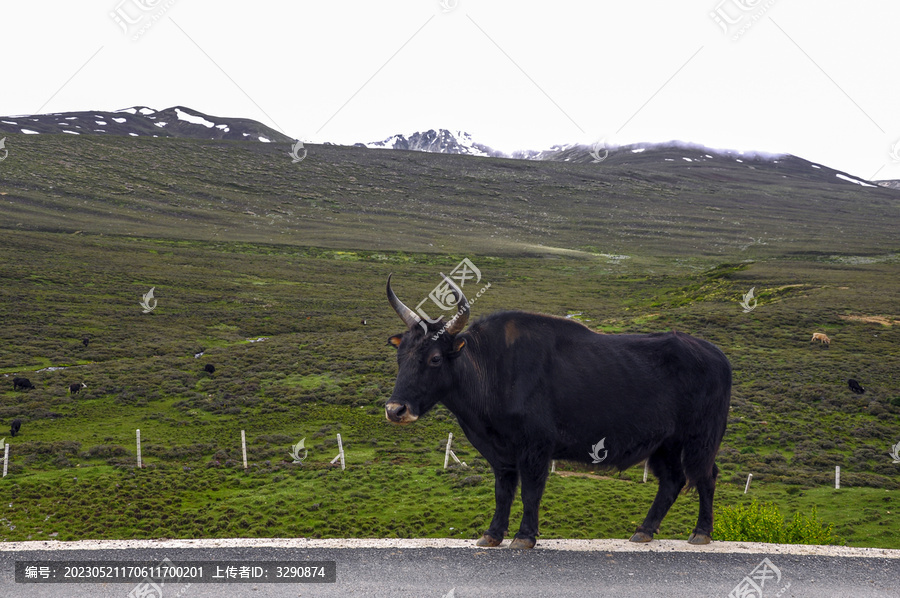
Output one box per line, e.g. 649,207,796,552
714,499,838,544
0,135,898,548
1,235,896,547
3,460,896,547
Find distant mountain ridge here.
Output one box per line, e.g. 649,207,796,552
359,129,889,189
0,105,293,144
0,106,895,189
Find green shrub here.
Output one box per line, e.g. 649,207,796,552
714,500,839,545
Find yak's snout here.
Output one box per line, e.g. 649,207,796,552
385,402,419,424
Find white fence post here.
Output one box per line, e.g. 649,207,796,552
744,473,753,494
444,433,453,469
835,466,840,489
330,434,345,470
643,461,649,483
136,429,142,468
550,460,556,473
443,433,467,468
241,430,248,470
2,443,8,478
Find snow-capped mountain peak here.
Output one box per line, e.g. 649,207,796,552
359,129,505,158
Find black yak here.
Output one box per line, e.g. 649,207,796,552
385,274,732,549
12,377,35,391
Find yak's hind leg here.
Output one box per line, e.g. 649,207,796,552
680,414,724,545
630,442,686,542
684,456,719,545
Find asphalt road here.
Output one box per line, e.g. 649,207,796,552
1,539,898,598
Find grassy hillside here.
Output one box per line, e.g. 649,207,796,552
2,134,898,258
0,134,898,547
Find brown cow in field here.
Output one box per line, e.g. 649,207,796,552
811,332,831,345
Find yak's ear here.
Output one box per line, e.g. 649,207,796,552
449,337,466,358
387,335,403,349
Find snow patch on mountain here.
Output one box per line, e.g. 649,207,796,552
836,173,877,187
175,107,215,128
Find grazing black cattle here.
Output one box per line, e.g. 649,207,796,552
385,275,732,549
69,382,87,394
12,377,35,391
848,379,865,394
10,419,22,437
204,364,216,374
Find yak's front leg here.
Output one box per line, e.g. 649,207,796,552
477,464,518,547
509,455,550,549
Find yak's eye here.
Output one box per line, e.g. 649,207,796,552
429,354,443,367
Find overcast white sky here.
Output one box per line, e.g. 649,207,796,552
3,1,899,179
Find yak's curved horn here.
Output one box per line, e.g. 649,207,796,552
387,273,423,329
442,274,470,335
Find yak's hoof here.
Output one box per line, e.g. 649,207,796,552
508,536,536,550
629,531,654,543
688,532,712,545
475,534,503,547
